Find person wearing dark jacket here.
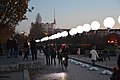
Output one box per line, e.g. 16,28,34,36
43,45,51,65
23,40,29,60
51,47,56,65
62,45,69,68
6,37,13,58
103,49,110,61
30,38,37,60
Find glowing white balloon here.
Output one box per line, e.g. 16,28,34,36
103,17,115,29
91,21,100,30
69,28,77,36
35,39,40,42
61,31,68,37
83,24,91,32
44,36,49,41
76,25,83,33
56,32,62,38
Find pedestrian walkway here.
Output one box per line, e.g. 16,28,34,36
69,55,117,70
32,55,111,80
0,51,45,80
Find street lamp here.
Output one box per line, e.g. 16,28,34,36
101,17,114,75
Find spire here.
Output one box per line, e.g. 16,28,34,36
53,8,56,25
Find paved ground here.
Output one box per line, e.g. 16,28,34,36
0,51,117,80
69,55,117,69
0,55,25,80
30,54,118,80
0,51,45,80
32,59,111,80
0,71,24,80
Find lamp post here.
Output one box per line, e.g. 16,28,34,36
69,28,78,46
79,23,91,68
101,17,115,75
61,31,68,44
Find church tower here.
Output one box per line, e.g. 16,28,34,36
53,8,56,25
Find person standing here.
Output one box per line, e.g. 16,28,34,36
43,45,51,65
90,47,99,66
77,48,80,56
103,49,110,61
62,45,69,68
30,38,37,60
6,37,13,58
51,47,56,65
23,40,29,60
57,47,63,65
13,39,19,58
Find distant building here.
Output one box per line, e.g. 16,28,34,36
41,22,56,36
40,9,56,36
29,11,56,39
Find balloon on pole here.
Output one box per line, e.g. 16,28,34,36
83,23,91,32
76,25,83,35
69,28,78,36
103,17,115,30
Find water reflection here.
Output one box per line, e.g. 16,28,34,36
40,72,67,80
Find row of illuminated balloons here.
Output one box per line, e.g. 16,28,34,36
35,16,120,42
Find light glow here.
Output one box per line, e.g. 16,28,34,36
103,17,115,29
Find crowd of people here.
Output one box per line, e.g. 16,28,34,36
0,36,120,79
4,36,70,66
42,44,70,66
5,36,38,60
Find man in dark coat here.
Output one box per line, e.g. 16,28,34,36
51,47,56,65
30,38,37,60
6,37,13,58
62,45,69,68
23,40,29,60
43,45,51,65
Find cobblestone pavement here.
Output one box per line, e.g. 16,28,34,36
33,60,111,80
0,71,24,80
